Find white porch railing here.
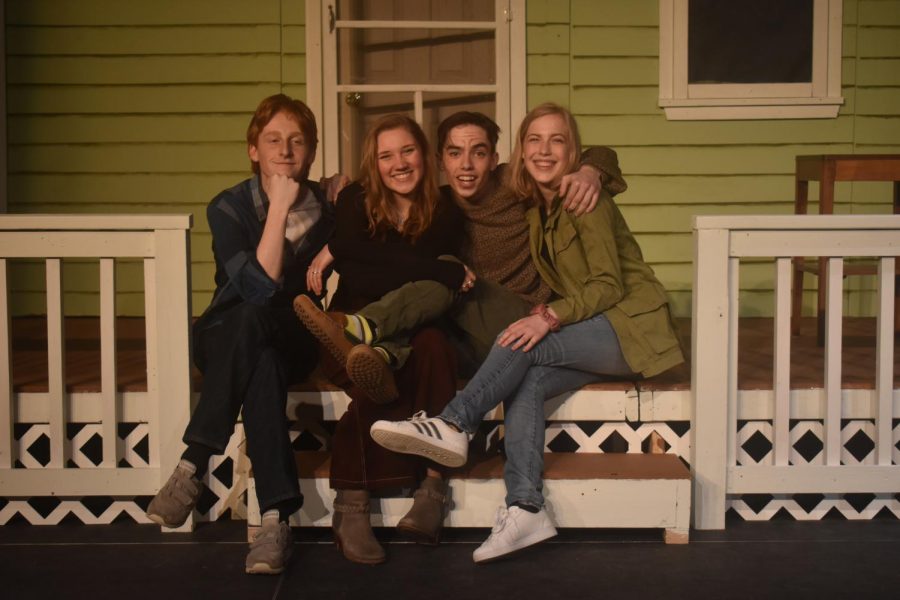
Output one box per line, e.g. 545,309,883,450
0,215,192,511
692,215,900,529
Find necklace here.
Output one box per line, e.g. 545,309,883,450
390,207,409,230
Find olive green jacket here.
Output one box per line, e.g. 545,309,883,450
526,192,684,378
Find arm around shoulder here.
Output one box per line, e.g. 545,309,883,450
580,146,627,196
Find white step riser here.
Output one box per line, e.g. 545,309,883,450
247,477,690,532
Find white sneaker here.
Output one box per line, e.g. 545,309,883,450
370,410,469,468
472,505,557,564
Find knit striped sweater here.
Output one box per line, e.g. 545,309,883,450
450,146,628,307
451,176,552,306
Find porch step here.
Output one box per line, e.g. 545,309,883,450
247,451,691,544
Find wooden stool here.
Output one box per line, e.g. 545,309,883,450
791,154,900,342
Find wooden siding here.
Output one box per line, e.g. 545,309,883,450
4,0,306,315
4,0,900,317
527,0,900,317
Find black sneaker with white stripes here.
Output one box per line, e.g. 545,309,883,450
370,411,469,468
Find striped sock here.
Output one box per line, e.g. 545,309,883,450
345,313,376,344
373,346,393,365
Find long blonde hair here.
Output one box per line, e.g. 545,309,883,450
508,103,582,207
358,114,440,241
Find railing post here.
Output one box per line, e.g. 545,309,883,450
824,258,843,465
46,258,67,468
773,258,792,466
875,257,895,465
149,227,193,531
99,258,118,468
0,259,11,469
691,222,732,529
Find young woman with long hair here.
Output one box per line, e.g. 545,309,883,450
319,114,468,564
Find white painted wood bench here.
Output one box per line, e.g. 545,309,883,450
246,381,692,544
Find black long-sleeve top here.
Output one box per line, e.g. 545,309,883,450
329,182,466,311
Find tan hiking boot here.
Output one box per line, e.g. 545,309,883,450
146,459,202,528
346,345,399,405
294,294,353,366
397,476,449,545
246,511,293,575
332,490,386,565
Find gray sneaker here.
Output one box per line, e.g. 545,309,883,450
246,512,293,575
146,459,202,528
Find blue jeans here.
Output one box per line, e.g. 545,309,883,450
439,313,635,509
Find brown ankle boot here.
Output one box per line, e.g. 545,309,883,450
397,476,449,545
332,489,386,564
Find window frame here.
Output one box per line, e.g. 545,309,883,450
658,0,843,120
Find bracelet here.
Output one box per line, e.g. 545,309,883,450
529,304,561,332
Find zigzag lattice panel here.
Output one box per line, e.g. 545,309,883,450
2,420,897,525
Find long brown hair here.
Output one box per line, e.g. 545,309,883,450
508,103,582,206
358,114,440,241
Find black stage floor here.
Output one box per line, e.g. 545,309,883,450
2,518,898,599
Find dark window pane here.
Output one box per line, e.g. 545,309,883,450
688,0,813,84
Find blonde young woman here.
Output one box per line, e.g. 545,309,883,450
370,103,684,563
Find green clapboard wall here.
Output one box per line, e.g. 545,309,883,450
4,0,900,317
526,0,900,317
4,0,307,316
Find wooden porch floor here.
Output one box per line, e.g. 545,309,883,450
8,316,899,394
4,519,898,600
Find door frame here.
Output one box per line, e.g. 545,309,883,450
305,0,526,180
1,0,7,212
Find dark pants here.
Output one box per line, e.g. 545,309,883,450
329,327,459,491
184,301,318,514
360,278,530,376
